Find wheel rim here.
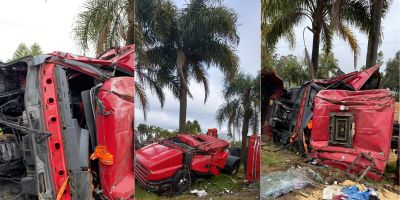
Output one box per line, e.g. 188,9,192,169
232,164,238,174
175,176,190,194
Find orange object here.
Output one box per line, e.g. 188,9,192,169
307,120,313,129
90,146,113,165
56,176,69,200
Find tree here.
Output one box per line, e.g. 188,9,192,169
275,55,308,87
73,0,135,54
216,73,260,161
142,0,239,132
74,0,166,119
381,51,399,99
185,120,202,134
137,123,149,143
318,53,339,79
11,43,43,61
332,0,391,68
361,50,383,71
262,0,363,78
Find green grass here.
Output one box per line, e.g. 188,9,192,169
385,159,397,173
135,186,161,200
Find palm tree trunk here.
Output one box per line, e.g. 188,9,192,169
241,94,251,162
311,0,325,79
126,0,135,45
241,111,250,162
179,82,188,132
177,50,188,132
366,0,384,68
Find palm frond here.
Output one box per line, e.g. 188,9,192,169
135,81,148,120
190,63,209,103
337,24,359,69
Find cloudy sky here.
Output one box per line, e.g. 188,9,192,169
135,0,261,139
0,0,86,61
275,0,400,73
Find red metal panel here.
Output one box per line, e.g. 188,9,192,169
346,64,380,90
191,151,229,176
40,63,71,199
311,89,395,180
206,128,218,138
136,143,183,181
177,134,229,151
291,86,309,142
246,135,260,182
49,45,135,73
96,77,134,199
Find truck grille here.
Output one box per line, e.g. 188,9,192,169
135,161,149,186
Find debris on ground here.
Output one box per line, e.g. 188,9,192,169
321,180,381,200
322,185,341,199
260,166,323,199
190,189,208,197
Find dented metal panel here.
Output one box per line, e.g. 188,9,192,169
310,89,395,180
95,77,134,199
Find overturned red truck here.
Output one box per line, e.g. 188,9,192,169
135,133,241,195
0,46,134,199
262,65,397,181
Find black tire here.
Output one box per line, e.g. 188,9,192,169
228,161,240,175
172,169,191,195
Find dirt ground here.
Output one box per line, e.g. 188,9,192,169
261,143,400,200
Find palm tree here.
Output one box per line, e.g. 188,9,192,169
262,0,362,78
216,73,260,161
73,0,168,119
318,53,339,78
331,0,391,68
142,0,239,132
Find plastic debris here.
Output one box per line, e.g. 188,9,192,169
260,167,322,199
340,180,366,191
332,194,348,200
322,185,342,199
341,185,377,200
190,189,208,197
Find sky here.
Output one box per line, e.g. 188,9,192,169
134,0,261,140
275,0,400,73
0,0,87,61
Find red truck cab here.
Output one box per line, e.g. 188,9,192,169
0,46,134,199
135,133,240,195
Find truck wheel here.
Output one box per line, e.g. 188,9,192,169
172,169,191,195
229,161,240,175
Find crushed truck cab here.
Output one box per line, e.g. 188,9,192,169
135,133,240,195
0,46,134,200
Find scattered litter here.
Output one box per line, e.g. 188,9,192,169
260,167,322,199
322,185,341,199
340,180,366,191
190,189,208,197
321,180,380,200
332,194,348,200
340,185,377,200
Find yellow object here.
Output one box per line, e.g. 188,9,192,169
90,146,113,165
56,176,69,200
